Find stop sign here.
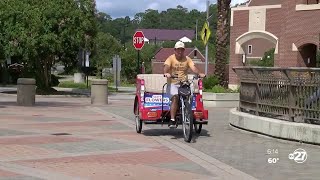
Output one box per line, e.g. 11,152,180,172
133,31,145,50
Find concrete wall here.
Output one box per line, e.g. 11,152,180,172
229,108,320,145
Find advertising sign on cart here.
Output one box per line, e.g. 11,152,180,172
143,93,196,110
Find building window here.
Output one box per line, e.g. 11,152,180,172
305,0,319,4
248,45,252,54
194,50,197,57
296,0,320,11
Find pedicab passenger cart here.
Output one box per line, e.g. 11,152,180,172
133,74,209,142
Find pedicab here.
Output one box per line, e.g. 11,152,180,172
133,73,209,143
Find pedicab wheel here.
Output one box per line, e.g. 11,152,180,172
194,123,202,134
182,101,193,143
135,103,142,133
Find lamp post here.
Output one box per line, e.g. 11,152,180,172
86,50,91,88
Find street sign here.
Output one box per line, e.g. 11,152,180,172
133,31,145,50
112,55,121,90
201,21,211,45
112,55,121,72
85,51,90,67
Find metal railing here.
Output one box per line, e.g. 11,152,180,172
233,66,320,124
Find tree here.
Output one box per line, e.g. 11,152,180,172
0,0,97,90
133,12,144,26
140,9,160,28
214,0,231,88
91,32,121,73
119,44,159,83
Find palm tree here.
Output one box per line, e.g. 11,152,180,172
214,0,231,88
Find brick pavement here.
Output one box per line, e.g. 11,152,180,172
0,95,218,180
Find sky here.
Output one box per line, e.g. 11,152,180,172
96,0,248,19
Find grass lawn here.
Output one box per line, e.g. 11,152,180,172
58,81,90,89
107,81,135,87
58,81,117,92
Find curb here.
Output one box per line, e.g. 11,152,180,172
229,108,320,145
0,92,90,98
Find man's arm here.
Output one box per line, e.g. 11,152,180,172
188,58,206,77
164,64,170,74
163,58,171,77
190,64,200,74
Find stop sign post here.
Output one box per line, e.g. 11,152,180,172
133,31,145,73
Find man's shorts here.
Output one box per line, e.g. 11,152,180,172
166,83,179,99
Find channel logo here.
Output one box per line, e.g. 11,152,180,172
288,148,307,163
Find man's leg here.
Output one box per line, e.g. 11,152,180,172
170,95,179,119
168,84,179,128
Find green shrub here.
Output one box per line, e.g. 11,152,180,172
203,85,240,93
210,85,227,93
203,75,219,90
58,81,90,89
230,86,240,93
249,48,275,67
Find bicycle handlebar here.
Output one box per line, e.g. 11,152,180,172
163,74,176,78
163,74,206,80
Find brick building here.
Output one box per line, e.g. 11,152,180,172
229,0,320,89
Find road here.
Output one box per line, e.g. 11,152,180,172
101,94,320,180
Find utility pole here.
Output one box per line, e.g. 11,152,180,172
123,25,126,49
205,0,209,75
196,19,198,41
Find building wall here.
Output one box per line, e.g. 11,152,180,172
279,0,320,67
229,0,320,88
146,40,166,46
249,0,281,6
265,8,283,39
301,0,319,4
229,5,283,86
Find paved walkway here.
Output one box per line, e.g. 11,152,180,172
98,94,320,180
0,95,255,180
